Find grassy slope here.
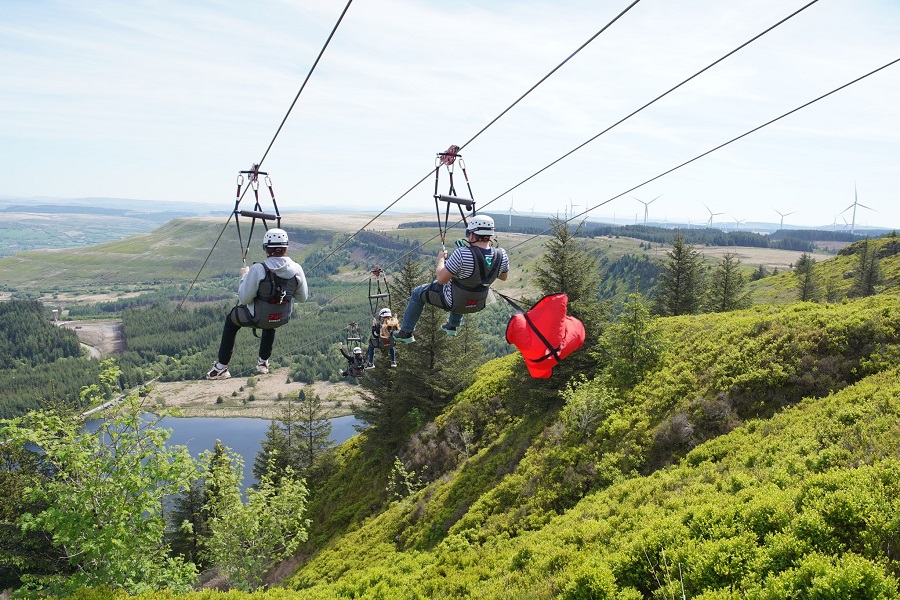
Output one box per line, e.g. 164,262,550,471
131,294,900,598
747,235,900,305
9,226,900,597
272,297,900,598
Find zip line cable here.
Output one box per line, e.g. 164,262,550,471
257,0,354,168
295,0,821,313
284,53,900,367
474,0,821,217
505,56,900,252
303,0,644,276
177,0,354,312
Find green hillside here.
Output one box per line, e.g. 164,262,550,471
747,234,900,305
266,294,900,598
4,218,900,596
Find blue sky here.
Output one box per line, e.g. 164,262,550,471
1,0,898,229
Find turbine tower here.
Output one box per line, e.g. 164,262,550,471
506,197,518,227
841,184,875,235
774,208,795,231
568,197,579,219
704,204,724,228
634,195,661,224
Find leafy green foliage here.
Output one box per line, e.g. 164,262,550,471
0,362,199,594
202,450,310,591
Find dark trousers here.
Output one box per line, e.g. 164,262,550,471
217,310,275,365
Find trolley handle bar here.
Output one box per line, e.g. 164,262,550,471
435,194,475,211
238,209,279,220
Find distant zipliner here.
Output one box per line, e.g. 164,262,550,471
338,323,366,378
366,268,399,368
394,145,509,343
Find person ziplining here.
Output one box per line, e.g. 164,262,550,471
394,146,509,343
207,228,308,379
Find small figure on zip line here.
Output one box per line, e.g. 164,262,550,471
338,342,366,378
367,307,400,368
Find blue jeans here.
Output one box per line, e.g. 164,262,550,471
367,344,396,364
400,281,463,333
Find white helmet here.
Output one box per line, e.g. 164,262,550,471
378,308,392,319
262,228,289,248
466,215,495,237
352,346,363,355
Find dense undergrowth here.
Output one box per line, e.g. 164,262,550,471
87,292,900,599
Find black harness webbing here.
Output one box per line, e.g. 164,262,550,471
498,292,562,364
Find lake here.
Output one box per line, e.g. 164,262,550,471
87,414,361,487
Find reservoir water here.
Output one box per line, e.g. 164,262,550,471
162,414,361,486
86,414,361,487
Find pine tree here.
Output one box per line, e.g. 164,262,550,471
598,293,662,390
705,253,750,312
654,232,704,316
166,478,207,567
533,217,605,331
253,420,289,484
357,256,482,447
850,238,882,298
794,253,821,302
296,388,333,474
750,264,768,281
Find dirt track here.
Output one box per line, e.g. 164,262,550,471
59,319,125,356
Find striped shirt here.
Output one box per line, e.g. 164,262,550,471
442,246,509,307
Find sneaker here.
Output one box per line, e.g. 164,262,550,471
440,323,457,336
339,369,347,377
206,363,231,380
390,361,397,368
256,358,269,374
394,330,415,344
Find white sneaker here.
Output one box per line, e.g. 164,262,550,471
256,358,269,374
206,363,231,380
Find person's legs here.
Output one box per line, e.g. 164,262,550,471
258,329,276,361
399,282,432,333
217,314,241,366
367,345,376,366
389,345,396,363
446,311,463,328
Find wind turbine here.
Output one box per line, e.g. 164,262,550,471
841,184,875,235
732,216,746,231
568,197,579,219
704,204,724,228
774,208,795,230
634,195,661,224
506,197,518,227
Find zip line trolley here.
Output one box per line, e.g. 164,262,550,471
233,163,282,266
433,144,477,250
